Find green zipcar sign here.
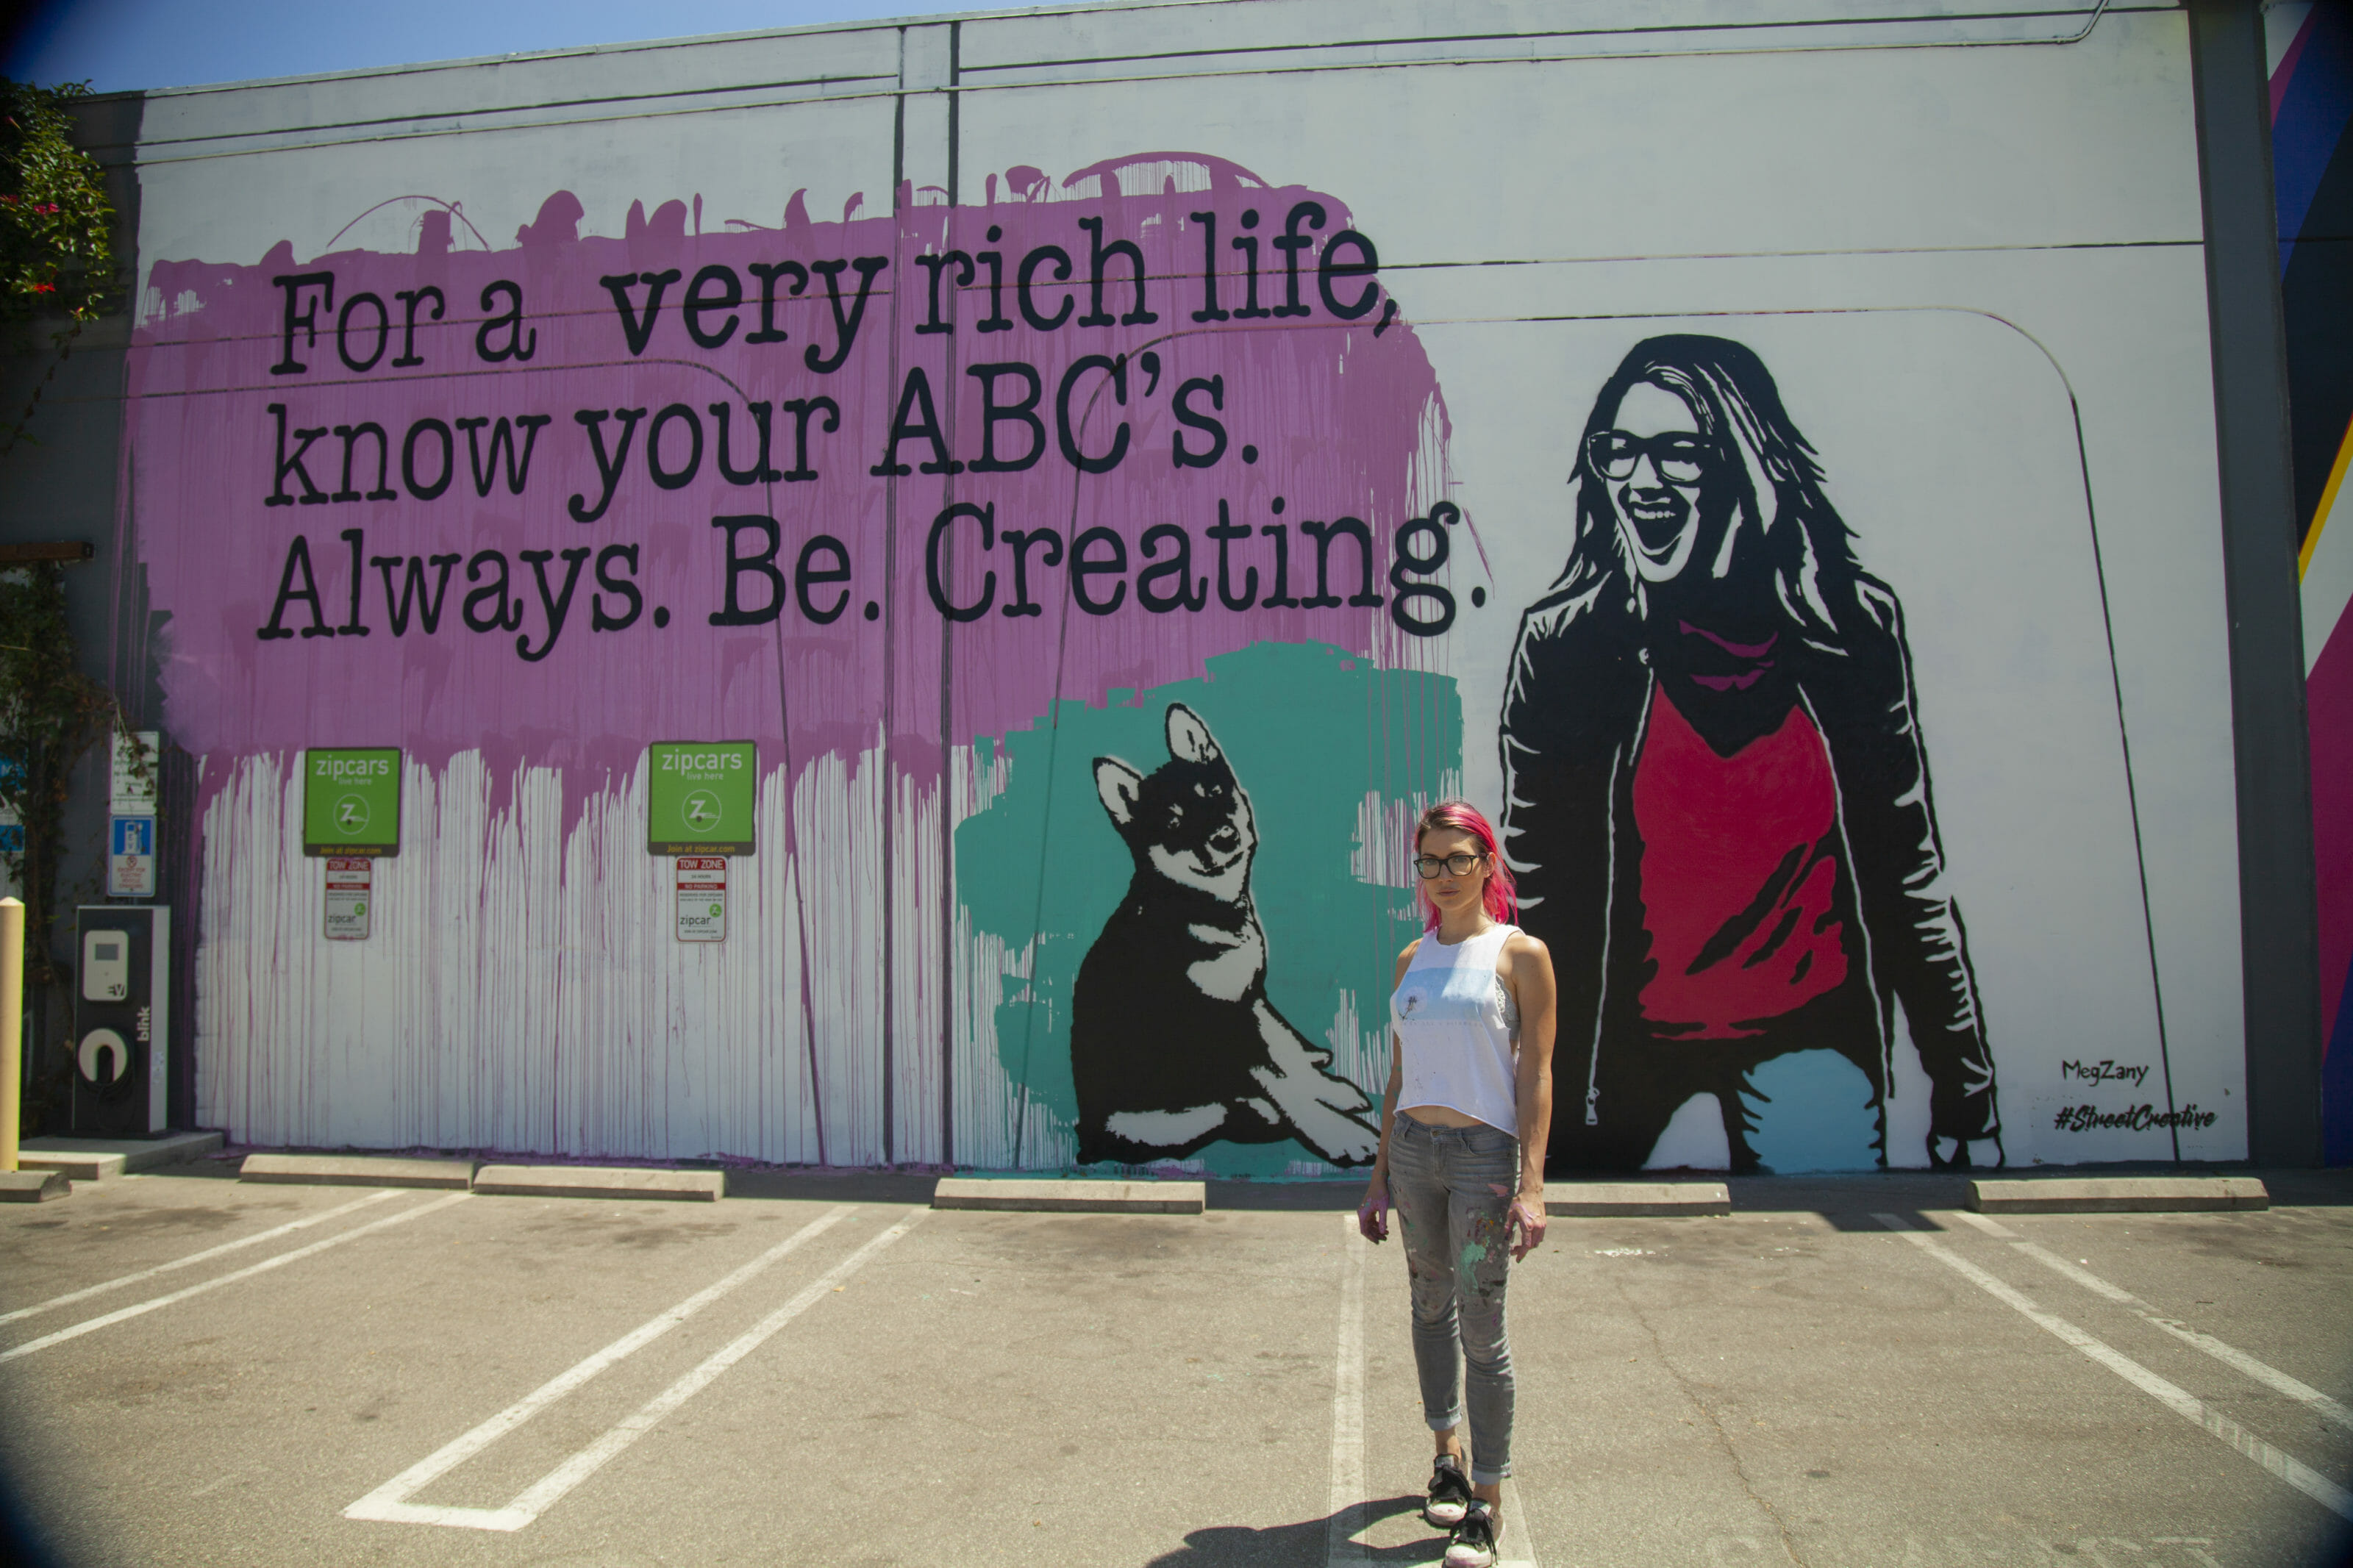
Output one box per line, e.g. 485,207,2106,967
304,748,401,856
648,742,756,856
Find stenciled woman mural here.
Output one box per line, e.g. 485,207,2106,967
1499,335,2003,1173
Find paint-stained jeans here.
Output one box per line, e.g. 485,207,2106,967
1388,1114,1518,1485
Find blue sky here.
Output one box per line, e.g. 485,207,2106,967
4,0,1001,93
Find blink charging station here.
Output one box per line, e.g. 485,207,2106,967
73,906,171,1136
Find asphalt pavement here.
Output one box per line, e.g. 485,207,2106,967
0,1159,2346,1567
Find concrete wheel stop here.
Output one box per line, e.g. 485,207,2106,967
0,1169,70,1203
18,1131,225,1182
472,1164,724,1201
1970,1175,2270,1214
932,1178,1206,1214
241,1153,476,1189
229,1153,724,1199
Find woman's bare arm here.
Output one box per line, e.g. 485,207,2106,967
1358,941,1418,1240
1504,931,1557,1256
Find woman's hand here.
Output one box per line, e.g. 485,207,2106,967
1357,1178,1391,1243
1507,1192,1546,1260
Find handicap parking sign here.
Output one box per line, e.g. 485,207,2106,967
107,815,156,898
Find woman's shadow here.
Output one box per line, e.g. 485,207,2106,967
1146,1495,1436,1565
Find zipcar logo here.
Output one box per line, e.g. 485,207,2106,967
313,757,391,780
660,751,746,773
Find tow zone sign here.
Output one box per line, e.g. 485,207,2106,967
325,857,372,940
675,856,725,943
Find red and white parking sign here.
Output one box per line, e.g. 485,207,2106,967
324,856,372,941
674,856,726,943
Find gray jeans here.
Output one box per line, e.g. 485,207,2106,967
1388,1114,1518,1484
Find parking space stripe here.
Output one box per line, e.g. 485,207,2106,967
0,1192,470,1364
0,1191,399,1327
345,1204,918,1532
1946,1209,2353,1434
1876,1214,2353,1523
345,1203,854,1529
1332,1214,1538,1568
1502,1476,1543,1568
1327,1213,1368,1567
499,1210,928,1521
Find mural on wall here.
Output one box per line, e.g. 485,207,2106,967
121,133,2220,1171
129,154,1471,1171
1499,336,2002,1174
955,642,1460,1178
1072,701,1380,1164
2269,0,2353,1164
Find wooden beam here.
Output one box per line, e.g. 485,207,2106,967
0,542,95,563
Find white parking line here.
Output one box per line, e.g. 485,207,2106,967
1502,1475,1544,1568
1946,1209,2353,1433
0,1192,470,1363
1327,1213,1368,1568
1876,1214,2353,1523
1332,1213,1538,1568
346,1205,921,1532
0,1191,399,1327
344,1203,854,1529
501,1211,926,1521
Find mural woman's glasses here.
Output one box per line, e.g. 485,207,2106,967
1413,851,1485,879
1585,429,1712,486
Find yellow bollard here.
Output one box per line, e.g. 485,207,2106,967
0,898,19,1173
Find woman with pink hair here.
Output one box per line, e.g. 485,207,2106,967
1357,800,1557,1568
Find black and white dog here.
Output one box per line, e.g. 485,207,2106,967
1071,703,1381,1167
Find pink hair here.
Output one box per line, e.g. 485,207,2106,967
1415,799,1517,931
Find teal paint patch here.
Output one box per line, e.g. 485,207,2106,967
1741,1049,1882,1173
956,641,1463,1176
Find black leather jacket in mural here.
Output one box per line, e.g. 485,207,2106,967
1499,566,2002,1162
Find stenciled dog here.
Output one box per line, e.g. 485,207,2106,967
1071,702,1381,1167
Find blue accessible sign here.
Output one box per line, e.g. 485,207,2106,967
107,815,157,899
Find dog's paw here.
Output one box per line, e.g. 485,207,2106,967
1305,1124,1380,1167
1288,1100,1380,1166
1310,1077,1374,1117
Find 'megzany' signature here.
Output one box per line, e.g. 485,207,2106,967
2060,1059,2150,1088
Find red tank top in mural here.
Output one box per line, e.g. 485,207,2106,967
1631,682,1849,1039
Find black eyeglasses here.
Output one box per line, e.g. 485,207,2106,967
1585,429,1713,486
1413,852,1485,879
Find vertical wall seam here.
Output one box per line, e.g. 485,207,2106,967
940,21,964,1167
882,37,907,1165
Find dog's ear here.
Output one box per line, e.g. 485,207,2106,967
1093,757,1144,826
1165,703,1221,764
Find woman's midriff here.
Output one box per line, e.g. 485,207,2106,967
1400,1104,1489,1128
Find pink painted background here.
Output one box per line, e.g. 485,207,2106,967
127,155,1454,820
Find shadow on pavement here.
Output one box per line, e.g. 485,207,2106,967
131,1153,243,1181
1206,1180,1362,1211
723,1169,944,1203
1144,1496,1429,1566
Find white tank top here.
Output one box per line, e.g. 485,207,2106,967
1390,923,1522,1136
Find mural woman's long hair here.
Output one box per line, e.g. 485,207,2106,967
1557,334,1863,644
